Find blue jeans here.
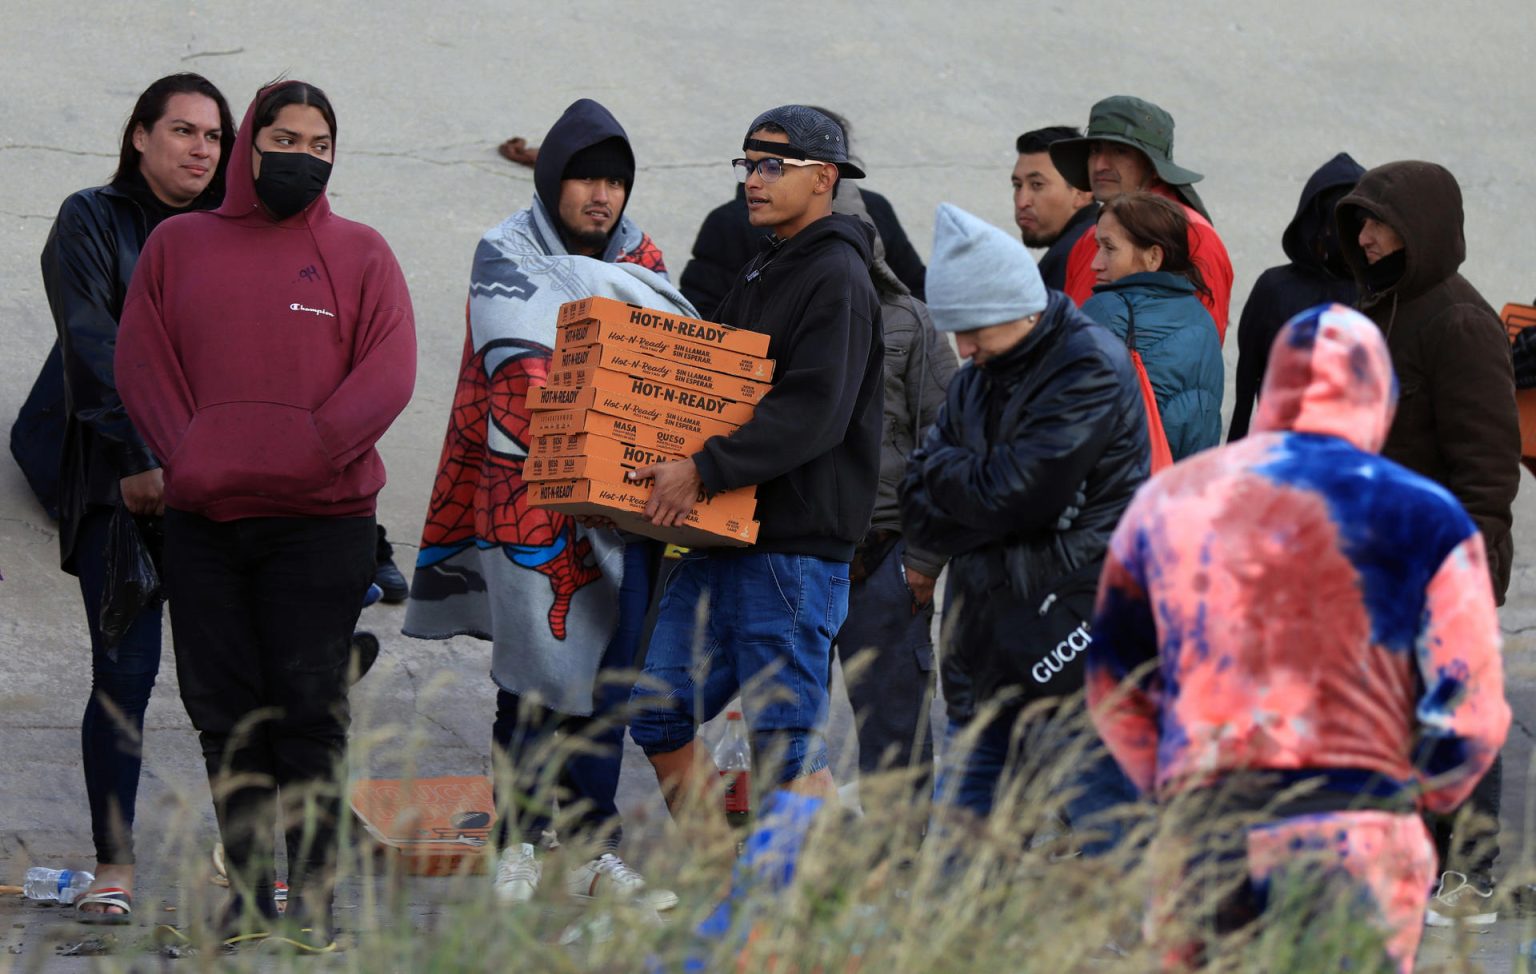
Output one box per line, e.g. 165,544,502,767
935,709,1137,856
628,551,850,785
492,541,653,850
75,507,164,865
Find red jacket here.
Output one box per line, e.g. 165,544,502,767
1064,183,1234,344
117,84,416,520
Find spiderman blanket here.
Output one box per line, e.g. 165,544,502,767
402,200,692,715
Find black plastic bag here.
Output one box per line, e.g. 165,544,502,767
99,506,164,656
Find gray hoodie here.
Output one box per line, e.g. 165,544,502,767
833,187,958,577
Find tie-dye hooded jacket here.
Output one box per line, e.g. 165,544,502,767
1086,304,1509,812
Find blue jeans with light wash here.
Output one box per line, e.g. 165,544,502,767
934,708,1137,856
628,550,850,785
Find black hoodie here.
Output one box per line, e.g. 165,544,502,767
1336,160,1519,603
694,213,883,561
532,99,636,258
1228,152,1364,440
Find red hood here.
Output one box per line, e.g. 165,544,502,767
216,81,333,226
1252,303,1396,453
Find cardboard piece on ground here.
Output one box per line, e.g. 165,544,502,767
553,343,771,403
527,409,711,455
350,776,495,876
556,320,775,381
525,384,741,443
540,367,757,425
557,296,770,357
527,477,759,546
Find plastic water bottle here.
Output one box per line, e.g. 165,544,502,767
23,867,95,905
713,711,752,829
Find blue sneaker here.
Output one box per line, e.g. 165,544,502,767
362,583,383,608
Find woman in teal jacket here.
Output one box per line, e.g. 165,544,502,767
1081,193,1223,459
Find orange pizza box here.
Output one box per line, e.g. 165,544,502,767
556,318,774,381
552,343,772,403
527,430,686,466
525,383,742,443
527,477,760,547
349,776,495,876
541,367,757,425
526,409,711,455
523,451,668,484
557,296,770,357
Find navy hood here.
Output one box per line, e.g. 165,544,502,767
533,99,636,230
1281,152,1365,276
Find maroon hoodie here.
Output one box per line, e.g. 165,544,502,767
117,84,416,521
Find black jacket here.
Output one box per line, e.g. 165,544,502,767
694,214,884,562
679,184,925,319
1036,201,1098,292
1228,153,1364,439
44,177,185,571
1338,161,1520,603
899,292,1149,721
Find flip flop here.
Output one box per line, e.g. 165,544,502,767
75,887,132,925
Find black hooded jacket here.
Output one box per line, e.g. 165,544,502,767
1337,161,1520,603
693,213,883,562
899,292,1149,721
1228,153,1364,440
532,99,637,260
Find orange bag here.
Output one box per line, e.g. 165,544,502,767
1117,295,1175,473
1500,302,1536,461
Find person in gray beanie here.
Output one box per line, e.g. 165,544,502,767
899,203,1148,853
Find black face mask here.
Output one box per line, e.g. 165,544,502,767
253,148,331,220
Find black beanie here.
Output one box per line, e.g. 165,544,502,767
563,137,635,187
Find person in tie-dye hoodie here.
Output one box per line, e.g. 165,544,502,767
1086,303,1509,971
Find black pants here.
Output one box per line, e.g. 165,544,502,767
74,506,164,865
832,538,936,800
164,509,374,923
1432,753,1502,884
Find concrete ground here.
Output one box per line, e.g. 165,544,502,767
2,1,1535,970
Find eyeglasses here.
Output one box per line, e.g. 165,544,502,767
732,156,828,184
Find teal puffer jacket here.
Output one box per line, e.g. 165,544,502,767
1082,272,1224,460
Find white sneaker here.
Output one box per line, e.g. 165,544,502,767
564,853,678,912
493,843,542,904
1425,870,1496,928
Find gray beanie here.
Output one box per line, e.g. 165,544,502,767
926,203,1048,333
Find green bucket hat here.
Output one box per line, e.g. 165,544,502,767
1049,95,1204,194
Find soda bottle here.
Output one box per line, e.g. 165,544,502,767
23,867,95,905
713,710,751,829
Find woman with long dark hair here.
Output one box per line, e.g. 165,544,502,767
1082,192,1224,459
117,80,416,946
44,72,234,923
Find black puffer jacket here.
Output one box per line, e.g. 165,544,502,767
43,175,189,572
899,292,1148,721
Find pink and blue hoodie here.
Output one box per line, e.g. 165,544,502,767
1086,303,1509,814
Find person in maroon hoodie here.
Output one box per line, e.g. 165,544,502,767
116,80,416,946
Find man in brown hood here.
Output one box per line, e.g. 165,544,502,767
1337,160,1520,929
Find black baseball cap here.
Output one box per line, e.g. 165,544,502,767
743,105,865,179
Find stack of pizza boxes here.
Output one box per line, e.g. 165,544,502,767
524,297,774,546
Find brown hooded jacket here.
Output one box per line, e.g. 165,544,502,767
1338,161,1519,602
